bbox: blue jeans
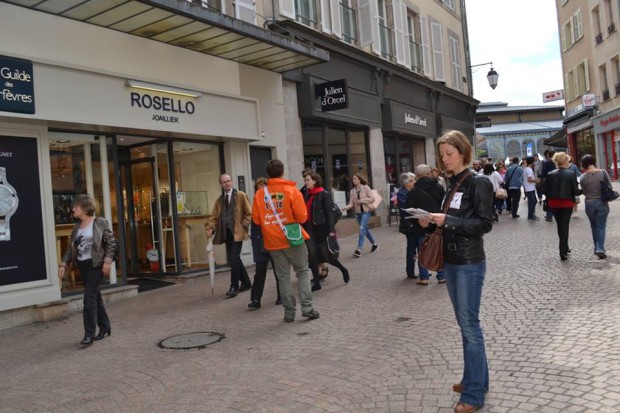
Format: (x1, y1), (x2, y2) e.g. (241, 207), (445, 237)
(585, 199), (610, 254)
(444, 261), (488, 407)
(405, 234), (417, 276)
(525, 190), (537, 219)
(356, 211), (376, 250)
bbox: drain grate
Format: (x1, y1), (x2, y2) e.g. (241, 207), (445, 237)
(158, 332), (225, 350)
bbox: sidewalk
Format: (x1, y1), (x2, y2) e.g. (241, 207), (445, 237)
(0, 199), (619, 412)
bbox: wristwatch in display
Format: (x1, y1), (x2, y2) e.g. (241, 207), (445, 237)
(0, 167), (19, 241)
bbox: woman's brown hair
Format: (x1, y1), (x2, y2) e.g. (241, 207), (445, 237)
(436, 130), (473, 171)
(73, 194), (96, 217)
(352, 173), (368, 186)
(307, 172), (323, 188)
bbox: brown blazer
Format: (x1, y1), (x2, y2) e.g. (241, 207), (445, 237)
(206, 189), (252, 244)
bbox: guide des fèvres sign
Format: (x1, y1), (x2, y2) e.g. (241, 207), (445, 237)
(0, 55), (35, 115)
(315, 79), (348, 112)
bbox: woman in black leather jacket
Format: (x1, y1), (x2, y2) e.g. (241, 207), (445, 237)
(303, 172), (350, 291)
(421, 130), (493, 413)
(58, 194), (117, 345)
(543, 152), (582, 260)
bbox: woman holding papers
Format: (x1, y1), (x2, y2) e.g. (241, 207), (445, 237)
(420, 130), (493, 413)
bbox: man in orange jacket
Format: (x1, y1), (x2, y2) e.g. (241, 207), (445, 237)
(252, 159), (320, 323)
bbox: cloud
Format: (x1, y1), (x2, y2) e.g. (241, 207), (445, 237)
(466, 0), (565, 105)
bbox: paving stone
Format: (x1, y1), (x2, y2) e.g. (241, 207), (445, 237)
(0, 198), (619, 412)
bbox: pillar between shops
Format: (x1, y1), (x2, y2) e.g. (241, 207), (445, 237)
(282, 81), (303, 185)
(369, 128), (387, 222)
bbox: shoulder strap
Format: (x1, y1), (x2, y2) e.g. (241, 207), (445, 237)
(442, 171), (472, 213)
(263, 187), (287, 235)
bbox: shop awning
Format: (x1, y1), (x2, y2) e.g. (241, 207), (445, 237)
(3, 0), (329, 72)
(543, 127), (567, 147)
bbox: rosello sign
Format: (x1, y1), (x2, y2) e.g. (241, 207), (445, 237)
(0, 55), (35, 115)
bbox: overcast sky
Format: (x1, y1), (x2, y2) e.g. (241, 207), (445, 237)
(466, 0), (565, 106)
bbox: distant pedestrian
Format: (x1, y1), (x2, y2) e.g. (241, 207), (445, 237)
(248, 178), (281, 309)
(431, 167), (447, 190)
(397, 172), (417, 279)
(482, 163), (503, 222)
(522, 156), (539, 221)
(541, 150), (556, 221)
(407, 165), (445, 285)
(300, 168), (328, 280)
(543, 152), (581, 261)
(252, 159), (319, 322)
(58, 194), (116, 345)
(579, 154), (610, 259)
(206, 174), (253, 298)
(534, 154), (543, 203)
(420, 130), (493, 413)
(342, 174), (378, 257)
(303, 172), (350, 291)
(504, 157), (523, 218)
(471, 160), (483, 175)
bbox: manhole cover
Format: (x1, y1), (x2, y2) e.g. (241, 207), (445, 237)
(158, 332), (225, 350)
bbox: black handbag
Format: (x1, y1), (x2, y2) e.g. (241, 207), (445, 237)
(600, 173), (619, 202)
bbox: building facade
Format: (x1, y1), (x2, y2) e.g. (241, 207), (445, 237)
(0, 0), (327, 318)
(556, 0), (620, 177)
(263, 0), (478, 220)
(475, 102), (565, 161)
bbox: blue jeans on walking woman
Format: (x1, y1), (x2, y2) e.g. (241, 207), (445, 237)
(356, 211), (376, 250)
(444, 260), (488, 407)
(585, 199), (610, 254)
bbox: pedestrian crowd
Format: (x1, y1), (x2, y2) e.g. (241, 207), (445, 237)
(55, 129), (615, 413)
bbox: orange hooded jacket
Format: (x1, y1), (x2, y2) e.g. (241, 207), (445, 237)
(252, 177), (310, 251)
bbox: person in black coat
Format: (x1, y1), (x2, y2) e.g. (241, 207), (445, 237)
(248, 178), (281, 309)
(406, 164), (446, 285)
(303, 172), (350, 291)
(543, 152), (582, 260)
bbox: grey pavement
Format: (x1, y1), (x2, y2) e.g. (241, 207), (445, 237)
(1, 198), (620, 413)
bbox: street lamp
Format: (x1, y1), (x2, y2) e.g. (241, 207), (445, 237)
(471, 62), (499, 90)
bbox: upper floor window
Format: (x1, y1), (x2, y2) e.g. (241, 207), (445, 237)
(593, 6), (604, 44)
(443, 0), (456, 12)
(407, 12), (423, 74)
(599, 64), (610, 101)
(561, 9), (582, 51)
(561, 0), (569, 5)
(565, 59), (590, 101)
(340, 0), (358, 44)
(295, 0), (317, 25)
(449, 34), (463, 91)
(612, 56), (620, 96)
(200, 0), (223, 13)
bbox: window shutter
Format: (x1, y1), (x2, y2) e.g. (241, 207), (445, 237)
(392, 0), (406, 65)
(320, 0), (332, 33)
(430, 21), (445, 81)
(280, 0), (295, 18)
(560, 23), (566, 51)
(401, 1), (411, 68)
(449, 36), (462, 91)
(420, 15), (432, 77)
(330, 0), (342, 39)
(358, 0), (380, 54)
(564, 73), (571, 101)
(235, 0), (256, 24)
(574, 10), (583, 40)
(584, 59), (590, 92)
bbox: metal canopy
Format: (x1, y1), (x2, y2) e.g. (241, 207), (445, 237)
(4, 0), (329, 72)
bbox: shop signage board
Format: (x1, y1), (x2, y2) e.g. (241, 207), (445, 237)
(593, 107), (620, 135)
(542, 89), (564, 103)
(0, 136), (46, 286)
(315, 79), (348, 112)
(383, 100), (436, 138)
(0, 55), (35, 114)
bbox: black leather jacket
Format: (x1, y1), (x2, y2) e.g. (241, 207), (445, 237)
(543, 168), (581, 200)
(308, 190), (335, 232)
(442, 170), (494, 265)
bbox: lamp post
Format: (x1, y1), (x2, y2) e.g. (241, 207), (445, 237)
(471, 62), (499, 90)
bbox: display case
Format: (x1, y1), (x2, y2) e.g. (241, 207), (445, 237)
(176, 190), (208, 216)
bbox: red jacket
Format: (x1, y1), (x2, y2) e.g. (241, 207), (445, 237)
(252, 178), (309, 251)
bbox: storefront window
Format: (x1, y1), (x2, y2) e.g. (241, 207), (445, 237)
(302, 123), (369, 210)
(49, 132), (117, 293)
(574, 128), (595, 165)
(383, 137), (397, 185)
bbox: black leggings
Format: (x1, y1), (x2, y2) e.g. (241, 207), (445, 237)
(307, 239), (348, 283)
(250, 258), (281, 302)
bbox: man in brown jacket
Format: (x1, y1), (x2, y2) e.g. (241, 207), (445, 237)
(206, 174), (252, 297)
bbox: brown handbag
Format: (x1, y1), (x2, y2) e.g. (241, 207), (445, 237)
(418, 171), (472, 272)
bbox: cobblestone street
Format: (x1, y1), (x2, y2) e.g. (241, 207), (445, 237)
(1, 199), (619, 413)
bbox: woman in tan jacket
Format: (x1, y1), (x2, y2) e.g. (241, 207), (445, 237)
(342, 174), (378, 257)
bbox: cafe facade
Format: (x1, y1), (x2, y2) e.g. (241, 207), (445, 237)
(0, 1), (327, 319)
